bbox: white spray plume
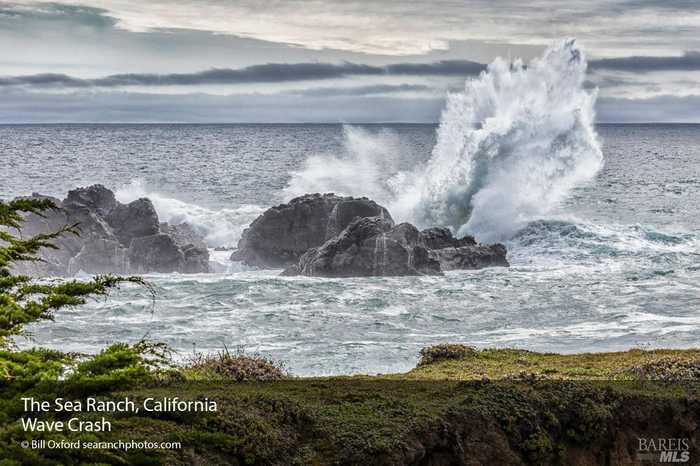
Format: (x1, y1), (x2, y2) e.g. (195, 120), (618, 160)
(285, 39), (603, 242)
(283, 125), (407, 203)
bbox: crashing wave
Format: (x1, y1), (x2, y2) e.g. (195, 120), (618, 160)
(286, 39), (604, 242)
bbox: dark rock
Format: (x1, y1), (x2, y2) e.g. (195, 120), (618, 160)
(325, 198), (393, 239)
(68, 238), (129, 275)
(9, 193), (106, 276)
(160, 222), (207, 250)
(63, 184), (117, 215)
(160, 222), (209, 273)
(181, 244), (210, 273)
(10, 185), (211, 276)
(419, 227), (509, 270)
(107, 198), (159, 246)
(232, 193), (393, 267)
(419, 227), (476, 249)
(128, 234), (185, 273)
(293, 217), (441, 277)
(430, 243), (509, 270)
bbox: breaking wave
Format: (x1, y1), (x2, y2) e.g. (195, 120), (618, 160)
(115, 179), (263, 248)
(285, 39), (604, 242)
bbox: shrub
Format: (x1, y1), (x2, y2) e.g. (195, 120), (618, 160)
(624, 356), (700, 381)
(418, 343), (476, 366)
(184, 346), (286, 381)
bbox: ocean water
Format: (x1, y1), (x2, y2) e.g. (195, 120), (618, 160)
(3, 122), (699, 375)
(2, 42), (699, 376)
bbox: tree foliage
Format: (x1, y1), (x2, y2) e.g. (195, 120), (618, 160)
(0, 197), (149, 346)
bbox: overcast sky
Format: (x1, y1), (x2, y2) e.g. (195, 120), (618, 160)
(1, 0), (699, 123)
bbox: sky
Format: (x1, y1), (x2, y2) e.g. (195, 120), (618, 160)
(1, 0), (700, 123)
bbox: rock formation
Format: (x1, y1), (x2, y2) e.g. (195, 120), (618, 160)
(285, 217), (441, 277)
(231, 193), (393, 267)
(233, 193), (509, 277)
(9, 185), (209, 276)
(419, 227), (509, 271)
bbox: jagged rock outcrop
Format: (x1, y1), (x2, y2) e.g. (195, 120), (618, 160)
(279, 208), (508, 277)
(107, 198), (160, 246)
(419, 227), (477, 249)
(231, 193), (393, 267)
(10, 185), (209, 276)
(429, 243), (509, 270)
(128, 234), (186, 273)
(161, 222), (209, 273)
(419, 227), (509, 270)
(286, 217), (441, 277)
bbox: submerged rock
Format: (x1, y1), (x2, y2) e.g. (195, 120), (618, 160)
(10, 185), (210, 276)
(231, 193), (393, 267)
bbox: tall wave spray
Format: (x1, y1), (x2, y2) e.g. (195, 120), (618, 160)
(286, 39), (604, 242)
(414, 39), (603, 241)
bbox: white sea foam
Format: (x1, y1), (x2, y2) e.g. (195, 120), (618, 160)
(285, 39), (604, 242)
(115, 179), (263, 248)
(283, 125), (407, 203)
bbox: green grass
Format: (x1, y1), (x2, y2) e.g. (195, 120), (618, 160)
(406, 346), (700, 381)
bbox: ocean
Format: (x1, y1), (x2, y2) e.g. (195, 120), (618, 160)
(2, 122), (699, 376)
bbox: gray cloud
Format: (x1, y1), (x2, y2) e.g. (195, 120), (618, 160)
(291, 84), (433, 97)
(0, 60), (486, 88)
(590, 51), (700, 71)
(0, 89), (444, 123)
(384, 61), (485, 75)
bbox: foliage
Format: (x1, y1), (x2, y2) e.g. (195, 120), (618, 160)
(417, 343), (476, 366)
(0, 197), (152, 347)
(408, 346), (700, 381)
(623, 355), (700, 381)
(0, 198), (168, 463)
(182, 346), (286, 382)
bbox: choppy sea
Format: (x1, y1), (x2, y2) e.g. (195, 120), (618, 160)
(2, 123), (699, 375)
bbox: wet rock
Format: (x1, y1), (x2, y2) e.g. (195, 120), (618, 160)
(160, 222), (207, 250)
(231, 193), (393, 267)
(107, 198), (159, 246)
(419, 227), (477, 249)
(63, 184), (117, 215)
(293, 217), (441, 277)
(418, 227), (509, 270)
(429, 243), (509, 270)
(68, 238), (129, 275)
(128, 234), (185, 273)
(10, 185), (211, 275)
(160, 222), (209, 273)
(325, 198), (393, 239)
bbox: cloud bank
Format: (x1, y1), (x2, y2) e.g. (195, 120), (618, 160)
(0, 60), (486, 89)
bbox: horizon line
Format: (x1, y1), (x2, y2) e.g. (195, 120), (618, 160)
(1, 121), (700, 125)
